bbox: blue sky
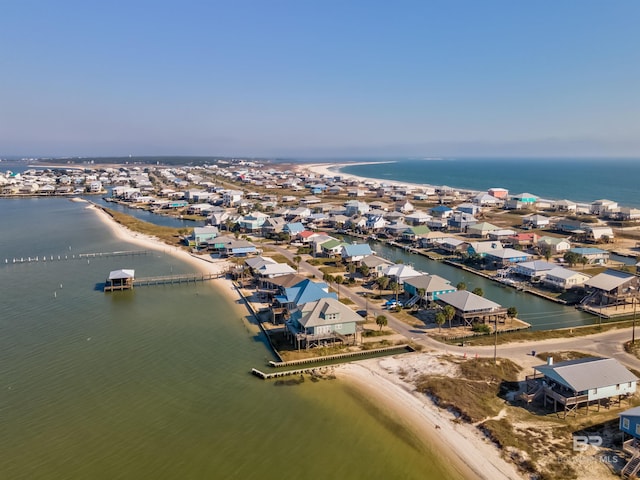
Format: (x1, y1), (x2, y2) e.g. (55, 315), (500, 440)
(1, 1), (639, 158)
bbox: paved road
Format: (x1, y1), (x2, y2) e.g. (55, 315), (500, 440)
(268, 244), (640, 373)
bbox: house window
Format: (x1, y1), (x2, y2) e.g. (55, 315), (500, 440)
(636, 424), (640, 436)
(623, 418), (630, 430)
(336, 324), (342, 330)
(617, 384), (620, 390)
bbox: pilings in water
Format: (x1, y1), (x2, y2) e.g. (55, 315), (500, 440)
(5, 250), (152, 265)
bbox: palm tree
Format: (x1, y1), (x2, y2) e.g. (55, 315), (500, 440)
(472, 287), (484, 297)
(435, 312), (446, 332)
(389, 281), (400, 303)
(376, 315), (388, 331)
(376, 276), (390, 296)
(456, 281), (467, 291)
(444, 305), (456, 329)
(293, 255), (301, 273)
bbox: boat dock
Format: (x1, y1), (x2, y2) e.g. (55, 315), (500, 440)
(133, 272), (220, 287)
(104, 272), (220, 291)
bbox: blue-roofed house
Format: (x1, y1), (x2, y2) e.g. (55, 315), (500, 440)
(271, 279), (337, 323)
(340, 243), (373, 264)
(284, 222), (305, 236)
(430, 205), (453, 218)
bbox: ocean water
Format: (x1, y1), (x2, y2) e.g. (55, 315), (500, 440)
(0, 198), (459, 480)
(337, 157), (640, 208)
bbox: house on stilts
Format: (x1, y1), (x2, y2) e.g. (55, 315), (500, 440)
(522, 356), (637, 418)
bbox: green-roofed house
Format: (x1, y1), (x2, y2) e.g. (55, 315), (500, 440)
(402, 225), (431, 242)
(320, 239), (346, 257)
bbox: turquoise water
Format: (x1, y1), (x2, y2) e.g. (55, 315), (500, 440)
(0, 198), (460, 480)
(337, 157), (640, 208)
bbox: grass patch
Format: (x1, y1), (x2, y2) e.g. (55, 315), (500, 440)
(534, 351), (594, 362)
(104, 208), (186, 246)
(338, 297), (354, 305)
(415, 357), (521, 423)
(362, 329), (392, 337)
(450, 319), (636, 347)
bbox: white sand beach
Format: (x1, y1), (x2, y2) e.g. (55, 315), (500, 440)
(86, 201), (242, 308)
(86, 199), (524, 479)
(337, 355), (524, 480)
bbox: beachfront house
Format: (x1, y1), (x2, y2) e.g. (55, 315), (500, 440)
(206, 235), (258, 257)
(185, 226), (219, 248)
(436, 290), (508, 327)
(542, 267), (590, 290)
(524, 357), (637, 418)
(271, 279), (337, 323)
(284, 297), (361, 349)
(505, 192), (537, 210)
(403, 274), (456, 305)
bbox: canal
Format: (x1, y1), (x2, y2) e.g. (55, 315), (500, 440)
(347, 236), (596, 331)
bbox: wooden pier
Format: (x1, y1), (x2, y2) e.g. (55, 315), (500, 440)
(105, 272), (220, 292)
(133, 273), (219, 287)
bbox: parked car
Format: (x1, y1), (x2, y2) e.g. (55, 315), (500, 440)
(384, 299), (403, 309)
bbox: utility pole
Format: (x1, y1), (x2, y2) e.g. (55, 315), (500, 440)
(494, 316), (498, 364)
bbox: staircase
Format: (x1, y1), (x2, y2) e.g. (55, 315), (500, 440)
(622, 452), (640, 479)
(404, 294), (421, 308)
(520, 384), (544, 404)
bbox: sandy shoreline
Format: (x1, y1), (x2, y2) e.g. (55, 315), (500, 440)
(85, 199), (523, 480)
(86, 201), (241, 308)
(302, 162), (483, 196)
(337, 356), (523, 480)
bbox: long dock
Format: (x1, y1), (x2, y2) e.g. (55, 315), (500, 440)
(133, 273), (220, 287)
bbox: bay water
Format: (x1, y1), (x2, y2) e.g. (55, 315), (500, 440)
(0, 198), (459, 480)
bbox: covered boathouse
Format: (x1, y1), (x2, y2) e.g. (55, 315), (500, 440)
(523, 356), (637, 418)
(104, 269), (135, 292)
